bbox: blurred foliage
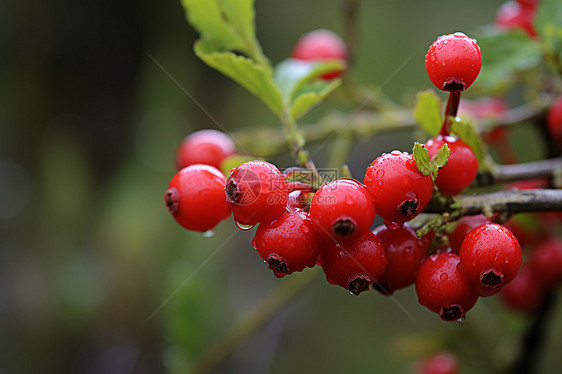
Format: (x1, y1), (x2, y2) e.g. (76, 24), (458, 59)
(1, 0), (562, 374)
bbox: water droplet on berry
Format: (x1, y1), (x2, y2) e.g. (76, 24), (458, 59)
(404, 246), (415, 262)
(375, 169), (385, 179)
(345, 195), (354, 205)
(440, 273), (448, 281)
(300, 225), (310, 234)
(235, 220), (255, 231)
(202, 230), (215, 238)
(384, 220), (403, 230)
(456, 317), (465, 323)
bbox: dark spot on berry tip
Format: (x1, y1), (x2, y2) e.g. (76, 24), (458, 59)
(372, 281), (393, 296)
(267, 254), (289, 278)
(348, 275), (371, 295)
(225, 180), (241, 203)
(333, 219), (356, 237)
(165, 188), (180, 214)
(481, 270), (503, 288)
(440, 305), (463, 321)
(443, 81), (465, 92)
(399, 199), (418, 217)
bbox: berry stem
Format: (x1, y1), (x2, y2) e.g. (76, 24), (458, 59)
(476, 157), (562, 186)
(440, 91), (461, 136)
(342, 0), (360, 65)
(508, 291), (557, 374)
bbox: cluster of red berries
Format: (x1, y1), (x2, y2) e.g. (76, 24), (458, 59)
(161, 30), (562, 323)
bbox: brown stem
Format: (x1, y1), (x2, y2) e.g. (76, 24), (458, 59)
(476, 158), (562, 186)
(343, 0), (360, 65)
(440, 91), (461, 136)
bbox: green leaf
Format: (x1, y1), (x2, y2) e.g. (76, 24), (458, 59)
(216, 0), (256, 42)
(431, 143), (450, 173)
(474, 29), (542, 93)
(412, 143), (432, 176)
(291, 79), (341, 120)
(274, 59), (344, 102)
(181, 0), (247, 52)
(195, 40), (283, 115)
(450, 118), (486, 162)
(414, 90), (443, 137)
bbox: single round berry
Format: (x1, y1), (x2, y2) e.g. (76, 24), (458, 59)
(225, 160), (289, 226)
(425, 32), (482, 92)
(547, 97), (562, 147)
(165, 164), (231, 232)
(416, 351), (460, 374)
(364, 151), (433, 227)
(309, 179), (375, 240)
(372, 224), (428, 295)
(253, 211), (322, 278)
(291, 29), (348, 80)
(175, 130), (235, 170)
(320, 231), (387, 295)
(495, 1), (538, 37)
(415, 252), (479, 321)
(529, 238), (562, 290)
(425, 136), (479, 196)
(501, 264), (544, 313)
(449, 214), (491, 254)
(459, 223), (522, 293)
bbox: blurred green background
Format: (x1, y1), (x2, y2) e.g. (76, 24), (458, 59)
(1, 0), (561, 373)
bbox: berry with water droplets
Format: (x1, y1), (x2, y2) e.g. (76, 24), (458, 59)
(165, 165), (231, 232)
(425, 136), (479, 196)
(253, 210), (322, 278)
(225, 160), (289, 226)
(449, 214), (491, 254)
(309, 179), (375, 240)
(364, 151), (433, 227)
(372, 224), (428, 295)
(175, 130), (235, 170)
(425, 32), (482, 92)
(415, 252), (479, 321)
(459, 223), (522, 295)
(320, 231), (387, 295)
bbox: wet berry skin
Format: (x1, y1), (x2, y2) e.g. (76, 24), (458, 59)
(175, 129), (235, 170)
(529, 238), (562, 290)
(416, 351), (460, 374)
(225, 160), (289, 226)
(501, 264), (544, 313)
(364, 151), (433, 227)
(309, 179), (375, 240)
(253, 211), (322, 278)
(449, 214), (491, 254)
(291, 29), (348, 80)
(415, 252), (479, 321)
(425, 136), (479, 196)
(425, 32), (482, 92)
(320, 231), (387, 295)
(459, 223), (522, 294)
(165, 164), (231, 232)
(547, 97), (562, 147)
(372, 224), (428, 295)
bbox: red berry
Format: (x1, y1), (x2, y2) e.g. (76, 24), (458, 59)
(225, 160), (289, 226)
(253, 211), (322, 278)
(501, 264), (544, 313)
(364, 151), (433, 227)
(416, 351), (460, 374)
(449, 214), (491, 254)
(309, 179), (375, 240)
(459, 223), (522, 294)
(547, 97), (562, 147)
(425, 136), (479, 196)
(372, 224), (428, 295)
(529, 238), (562, 290)
(321, 231), (387, 295)
(175, 130), (235, 170)
(425, 32), (482, 92)
(165, 164), (231, 232)
(415, 252), (479, 321)
(495, 1), (538, 37)
(291, 29), (348, 80)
